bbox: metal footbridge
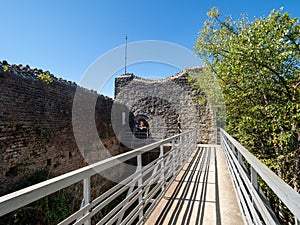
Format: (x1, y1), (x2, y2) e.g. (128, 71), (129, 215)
(1, 129), (300, 224)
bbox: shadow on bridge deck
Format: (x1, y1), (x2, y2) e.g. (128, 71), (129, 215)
(145, 144), (243, 225)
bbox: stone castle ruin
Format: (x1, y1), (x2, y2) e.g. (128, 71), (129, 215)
(114, 67), (216, 144)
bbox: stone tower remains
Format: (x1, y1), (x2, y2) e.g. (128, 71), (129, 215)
(114, 67), (217, 144)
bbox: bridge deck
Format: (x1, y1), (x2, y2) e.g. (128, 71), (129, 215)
(145, 144), (243, 225)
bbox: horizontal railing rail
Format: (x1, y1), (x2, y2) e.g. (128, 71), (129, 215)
(0, 129), (197, 225)
(119, 127), (195, 148)
(220, 128), (300, 225)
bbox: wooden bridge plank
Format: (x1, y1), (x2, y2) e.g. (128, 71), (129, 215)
(144, 144), (244, 225)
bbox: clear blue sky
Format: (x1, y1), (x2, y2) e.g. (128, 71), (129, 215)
(1, 0), (299, 98)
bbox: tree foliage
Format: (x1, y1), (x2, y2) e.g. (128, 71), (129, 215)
(194, 7), (300, 194)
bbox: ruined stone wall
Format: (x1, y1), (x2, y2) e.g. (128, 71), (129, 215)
(0, 61), (125, 195)
(114, 67), (217, 144)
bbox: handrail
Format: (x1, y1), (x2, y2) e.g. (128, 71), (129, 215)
(119, 127), (195, 149)
(0, 129), (197, 225)
(220, 128), (300, 225)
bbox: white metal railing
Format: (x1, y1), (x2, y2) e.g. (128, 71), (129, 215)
(119, 127), (184, 148)
(0, 129), (197, 224)
(220, 128), (300, 225)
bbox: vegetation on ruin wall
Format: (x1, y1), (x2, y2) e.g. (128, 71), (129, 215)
(37, 73), (53, 84)
(194, 7), (300, 223)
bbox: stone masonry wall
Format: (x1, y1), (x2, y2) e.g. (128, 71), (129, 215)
(114, 67), (217, 143)
(0, 61), (125, 195)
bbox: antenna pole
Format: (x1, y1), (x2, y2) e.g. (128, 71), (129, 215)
(125, 35), (128, 75)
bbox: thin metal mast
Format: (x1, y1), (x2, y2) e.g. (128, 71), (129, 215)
(124, 35), (128, 75)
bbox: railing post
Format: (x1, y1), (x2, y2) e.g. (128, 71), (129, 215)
(216, 127), (220, 145)
(137, 154), (143, 221)
(179, 135), (184, 167)
(83, 177), (91, 225)
(186, 133), (190, 161)
(160, 144), (165, 190)
(251, 166), (258, 191)
(232, 142), (237, 157)
(238, 152), (243, 165)
(250, 166), (259, 209)
(188, 133), (192, 160)
(172, 139), (176, 176)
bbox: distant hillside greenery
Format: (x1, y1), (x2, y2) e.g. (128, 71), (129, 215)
(194, 7), (300, 222)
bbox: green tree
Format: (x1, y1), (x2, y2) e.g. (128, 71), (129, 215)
(194, 7), (300, 195)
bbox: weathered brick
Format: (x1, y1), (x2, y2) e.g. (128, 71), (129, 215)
(0, 61), (126, 195)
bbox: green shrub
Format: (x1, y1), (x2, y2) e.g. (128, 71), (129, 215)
(3, 65), (8, 72)
(0, 169), (73, 225)
(37, 73), (53, 84)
